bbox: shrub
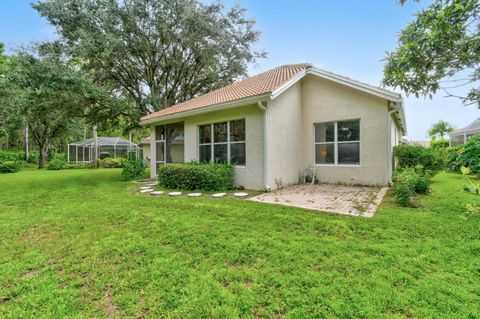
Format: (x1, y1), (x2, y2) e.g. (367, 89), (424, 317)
(47, 158), (65, 170)
(121, 157), (145, 180)
(64, 163), (92, 169)
(0, 161), (22, 174)
(444, 146), (462, 172)
(157, 162), (234, 191)
(98, 157), (124, 168)
(27, 150), (40, 164)
(430, 139), (449, 150)
(393, 144), (441, 174)
(0, 150), (39, 164)
(0, 150), (24, 162)
(392, 168), (431, 206)
(456, 135), (480, 173)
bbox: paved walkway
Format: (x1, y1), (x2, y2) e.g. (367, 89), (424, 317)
(248, 184), (388, 218)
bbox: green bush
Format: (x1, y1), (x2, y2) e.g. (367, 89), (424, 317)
(0, 150), (39, 164)
(64, 163), (92, 169)
(157, 162), (234, 191)
(0, 150), (24, 162)
(392, 168), (430, 207)
(0, 161), (22, 174)
(430, 139), (449, 149)
(444, 146), (462, 172)
(47, 158), (65, 170)
(98, 157), (124, 168)
(393, 144), (441, 175)
(121, 157), (145, 180)
(456, 135), (480, 173)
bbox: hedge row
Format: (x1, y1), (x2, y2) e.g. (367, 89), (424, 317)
(157, 163), (234, 191)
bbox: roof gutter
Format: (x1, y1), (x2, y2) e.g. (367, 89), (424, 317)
(140, 94), (271, 125)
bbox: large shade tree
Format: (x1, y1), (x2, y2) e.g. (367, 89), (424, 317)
(383, 0), (480, 107)
(33, 0), (265, 117)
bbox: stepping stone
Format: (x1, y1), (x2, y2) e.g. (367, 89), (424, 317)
(168, 191), (182, 196)
(147, 182), (159, 186)
(140, 186), (152, 190)
(187, 192), (202, 197)
(234, 192), (249, 197)
(211, 193), (226, 198)
(188, 193), (202, 197)
(150, 191), (164, 196)
(140, 189), (154, 193)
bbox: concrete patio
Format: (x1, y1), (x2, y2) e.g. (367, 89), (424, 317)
(248, 184), (388, 217)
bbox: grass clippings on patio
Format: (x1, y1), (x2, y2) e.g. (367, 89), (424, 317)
(0, 169), (479, 318)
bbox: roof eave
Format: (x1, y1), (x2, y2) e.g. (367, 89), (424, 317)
(140, 93), (271, 125)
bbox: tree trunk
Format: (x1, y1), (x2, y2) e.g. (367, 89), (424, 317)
(92, 125), (98, 168)
(39, 144), (48, 168)
(24, 126), (29, 162)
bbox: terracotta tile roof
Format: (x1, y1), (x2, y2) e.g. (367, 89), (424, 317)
(141, 63), (312, 122)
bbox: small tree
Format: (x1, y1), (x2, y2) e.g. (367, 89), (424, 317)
(428, 120), (454, 140)
(7, 46), (107, 168)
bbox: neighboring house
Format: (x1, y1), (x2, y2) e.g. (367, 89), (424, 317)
(140, 64), (406, 190)
(449, 117), (480, 146)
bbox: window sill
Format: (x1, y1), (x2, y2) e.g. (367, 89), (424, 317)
(315, 164), (361, 167)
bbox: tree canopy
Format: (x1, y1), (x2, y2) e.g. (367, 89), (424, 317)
(33, 0), (265, 117)
(383, 0), (480, 107)
(6, 46), (119, 167)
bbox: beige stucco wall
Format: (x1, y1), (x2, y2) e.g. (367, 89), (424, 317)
(183, 104), (265, 190)
(299, 75), (391, 186)
(149, 104), (265, 190)
(265, 82), (303, 188)
(147, 74), (401, 189)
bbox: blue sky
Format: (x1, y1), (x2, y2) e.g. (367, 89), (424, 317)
(1, 0), (478, 139)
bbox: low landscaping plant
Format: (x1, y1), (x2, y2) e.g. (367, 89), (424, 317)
(392, 168), (431, 207)
(157, 162), (234, 191)
(444, 146), (463, 172)
(64, 163), (92, 169)
(0, 161), (22, 174)
(455, 135), (480, 173)
(430, 139), (449, 150)
(393, 144), (441, 175)
(0, 150), (24, 162)
(47, 158), (65, 170)
(0, 150), (39, 164)
(121, 156), (145, 180)
(98, 157), (124, 168)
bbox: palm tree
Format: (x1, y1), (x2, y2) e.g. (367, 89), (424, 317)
(428, 120), (454, 140)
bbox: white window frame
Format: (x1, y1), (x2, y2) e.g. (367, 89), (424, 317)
(314, 119), (361, 166)
(155, 125), (166, 168)
(198, 119), (246, 167)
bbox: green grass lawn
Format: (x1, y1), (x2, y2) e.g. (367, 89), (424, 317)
(0, 169), (479, 318)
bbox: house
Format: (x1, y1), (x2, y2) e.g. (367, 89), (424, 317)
(449, 117), (480, 146)
(140, 64), (406, 190)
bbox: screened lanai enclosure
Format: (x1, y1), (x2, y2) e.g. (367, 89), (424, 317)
(449, 117), (480, 146)
(68, 137), (141, 163)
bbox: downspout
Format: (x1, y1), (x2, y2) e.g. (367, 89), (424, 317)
(387, 102), (400, 183)
(257, 101), (270, 191)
